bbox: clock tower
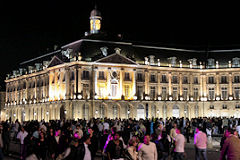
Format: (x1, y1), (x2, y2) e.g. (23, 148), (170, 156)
(90, 6), (102, 34)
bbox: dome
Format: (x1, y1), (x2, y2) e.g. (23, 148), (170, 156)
(90, 9), (101, 17)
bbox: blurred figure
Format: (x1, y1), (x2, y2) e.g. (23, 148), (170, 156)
(220, 128), (240, 160)
(173, 128), (185, 160)
(127, 138), (138, 160)
(194, 126), (207, 160)
(17, 126), (28, 160)
(138, 135), (157, 160)
(106, 132), (124, 160)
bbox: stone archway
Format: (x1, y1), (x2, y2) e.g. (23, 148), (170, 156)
(112, 103), (121, 119)
(82, 103), (90, 120)
(60, 105), (65, 120)
(172, 104), (180, 118)
(151, 104), (157, 118)
(137, 104), (145, 120)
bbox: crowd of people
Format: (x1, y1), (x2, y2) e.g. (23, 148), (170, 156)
(0, 116), (240, 160)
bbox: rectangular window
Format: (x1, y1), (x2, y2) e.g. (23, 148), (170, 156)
(222, 104), (227, 109)
(209, 88), (215, 100)
(221, 76), (227, 84)
(210, 105), (214, 109)
(172, 76), (178, 84)
(125, 85), (129, 98)
(98, 71), (105, 80)
(162, 75), (167, 83)
(183, 77), (188, 84)
(236, 104), (240, 109)
(193, 77), (198, 84)
(124, 72), (130, 81)
(82, 84), (89, 99)
(111, 84), (117, 97)
(150, 74), (156, 82)
(193, 88), (198, 100)
(137, 73), (143, 82)
(173, 87), (178, 100)
(150, 86), (156, 100)
(82, 71), (89, 80)
(221, 87), (228, 100)
(183, 88), (188, 100)
(234, 87), (240, 99)
(162, 87), (167, 100)
(208, 77), (214, 84)
(137, 86), (143, 100)
(234, 76), (240, 83)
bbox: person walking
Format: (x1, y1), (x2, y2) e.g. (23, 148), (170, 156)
(17, 126), (28, 160)
(194, 126), (208, 160)
(127, 138), (138, 160)
(138, 135), (157, 160)
(220, 128), (240, 160)
(106, 132), (124, 160)
(173, 128), (185, 160)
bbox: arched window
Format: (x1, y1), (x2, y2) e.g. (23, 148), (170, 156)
(83, 104), (89, 120)
(99, 104), (105, 118)
(113, 105), (118, 119)
(151, 105), (156, 117)
(195, 105), (199, 117)
(137, 104), (145, 120)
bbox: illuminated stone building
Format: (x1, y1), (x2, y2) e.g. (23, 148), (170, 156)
(3, 8), (240, 122)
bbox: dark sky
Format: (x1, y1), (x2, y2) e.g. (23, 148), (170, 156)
(0, 1), (240, 89)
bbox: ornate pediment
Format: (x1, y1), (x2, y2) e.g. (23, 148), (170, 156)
(95, 53), (136, 64)
(47, 56), (64, 68)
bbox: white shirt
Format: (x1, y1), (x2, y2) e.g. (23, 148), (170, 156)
(17, 131), (28, 144)
(103, 122), (109, 130)
(83, 143), (91, 160)
(138, 142), (157, 160)
(175, 134), (185, 153)
(98, 123), (103, 132)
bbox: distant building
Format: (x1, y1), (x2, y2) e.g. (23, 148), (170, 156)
(0, 91), (6, 121)
(4, 7), (240, 122)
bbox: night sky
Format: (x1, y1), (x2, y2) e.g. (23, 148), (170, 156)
(0, 1), (239, 89)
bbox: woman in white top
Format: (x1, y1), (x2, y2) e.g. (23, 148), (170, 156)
(127, 138), (138, 160)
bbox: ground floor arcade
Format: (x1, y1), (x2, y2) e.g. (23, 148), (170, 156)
(1, 100), (240, 122)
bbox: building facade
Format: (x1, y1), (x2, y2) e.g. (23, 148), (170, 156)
(3, 8), (240, 122)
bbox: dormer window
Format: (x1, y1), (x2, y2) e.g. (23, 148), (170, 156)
(232, 57), (240, 67)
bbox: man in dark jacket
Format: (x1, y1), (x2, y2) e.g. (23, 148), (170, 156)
(78, 134), (94, 160)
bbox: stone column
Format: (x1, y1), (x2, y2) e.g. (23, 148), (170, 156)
(65, 67), (70, 99)
(132, 69), (136, 98)
(94, 67), (98, 97)
(145, 69), (149, 95)
(34, 77), (37, 100)
(189, 73), (193, 98)
(179, 73), (183, 97)
(168, 72), (172, 97)
(77, 66), (81, 97)
(229, 73), (233, 96)
(158, 72), (161, 96)
(216, 73), (220, 97)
